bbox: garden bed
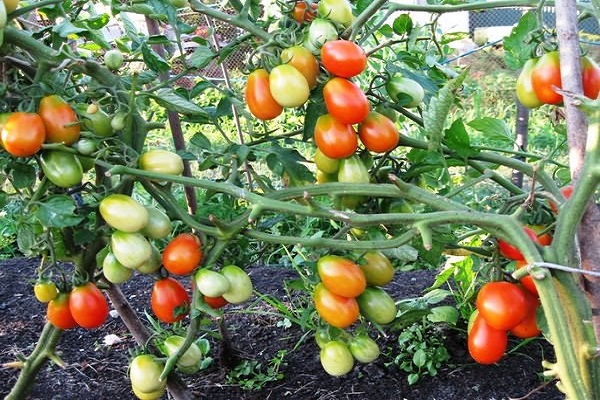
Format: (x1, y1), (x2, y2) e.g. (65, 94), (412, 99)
(0, 258), (561, 399)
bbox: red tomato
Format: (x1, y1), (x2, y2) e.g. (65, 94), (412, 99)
(527, 225), (553, 246)
(69, 282), (109, 329)
(1, 112), (46, 157)
(38, 95), (81, 145)
(281, 46), (320, 89)
(313, 114), (358, 159)
(358, 112), (400, 153)
(510, 291), (541, 339)
(497, 226), (539, 261)
(47, 293), (78, 330)
(468, 313), (507, 364)
(320, 40), (367, 78)
(476, 281), (528, 331)
(515, 260), (538, 296)
(291, 1), (317, 23)
(151, 277), (190, 323)
(313, 283), (359, 328)
(317, 255), (366, 298)
(245, 69), (283, 120)
(548, 185), (573, 213)
(204, 295), (228, 309)
(323, 78), (370, 125)
(582, 56), (600, 100)
(531, 51), (562, 105)
(162, 233), (203, 275)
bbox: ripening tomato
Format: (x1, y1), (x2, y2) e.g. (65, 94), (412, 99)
(69, 282), (109, 329)
(151, 277), (190, 323)
(194, 268), (230, 297)
(497, 226), (540, 261)
(516, 58), (543, 109)
(111, 231), (152, 269)
(34, 280), (58, 303)
(468, 313), (507, 365)
(38, 95), (80, 145)
(313, 282), (359, 328)
(531, 51), (562, 105)
(281, 46), (320, 89)
(220, 265), (253, 304)
(358, 112), (400, 153)
(317, 0), (354, 27)
(548, 185), (573, 213)
(510, 290), (541, 338)
(317, 255), (366, 298)
(527, 225), (552, 246)
(162, 233), (203, 275)
(582, 56), (600, 100)
(1, 112), (46, 157)
(245, 69), (283, 121)
(515, 260), (538, 296)
(269, 64), (310, 108)
(348, 334), (380, 363)
(313, 114), (357, 159)
(320, 340), (354, 376)
(314, 148), (340, 174)
(476, 281), (528, 331)
(321, 40), (367, 78)
(47, 293), (78, 330)
(100, 194), (149, 233)
(323, 77), (370, 124)
(204, 295), (228, 309)
(304, 18), (338, 54)
(291, 1), (317, 23)
(103, 252), (134, 284)
(139, 149), (184, 176)
(356, 286), (397, 325)
(129, 354), (166, 395)
(359, 251), (395, 286)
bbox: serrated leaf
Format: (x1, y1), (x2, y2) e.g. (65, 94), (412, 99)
(427, 305), (459, 325)
(190, 132), (212, 149)
(36, 195), (84, 228)
(382, 245), (419, 262)
(141, 43), (170, 73)
(17, 224), (37, 256)
(444, 118), (477, 158)
(504, 11), (539, 70)
(52, 20), (87, 37)
(467, 117), (513, 146)
(393, 14), (412, 35)
(264, 145), (314, 185)
(151, 88), (209, 116)
(10, 162), (36, 189)
(189, 46), (216, 69)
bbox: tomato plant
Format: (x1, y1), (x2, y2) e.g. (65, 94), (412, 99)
(269, 64), (310, 108)
(313, 282), (359, 328)
(47, 293), (78, 330)
(1, 112), (46, 157)
(323, 77), (370, 124)
(515, 260), (538, 296)
(317, 255), (366, 297)
(38, 95), (80, 145)
(356, 286), (397, 325)
(337, 155), (369, 209)
(78, 105), (113, 137)
(151, 277), (190, 323)
(39, 150), (83, 188)
(304, 18), (338, 53)
(476, 281), (527, 330)
(313, 114), (357, 159)
(245, 69), (283, 120)
(162, 233), (203, 276)
(358, 251), (395, 286)
(162, 335), (203, 368)
(582, 56), (600, 100)
(510, 291), (541, 339)
(549, 185), (574, 213)
(281, 46), (320, 89)
(358, 111), (400, 153)
(320, 340), (354, 376)
(516, 58), (543, 108)
(531, 51), (562, 105)
(320, 40), (367, 78)
(497, 226), (540, 261)
(69, 282), (109, 329)
(102, 252), (134, 284)
(468, 313), (507, 365)
(314, 148), (340, 174)
(140, 207), (172, 239)
(204, 295), (228, 309)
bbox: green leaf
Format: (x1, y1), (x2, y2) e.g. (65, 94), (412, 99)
(36, 195), (84, 228)
(503, 11), (539, 70)
(150, 88), (209, 116)
(422, 288), (451, 304)
(115, 4), (157, 15)
(190, 132), (212, 149)
(444, 118), (477, 158)
(52, 20), (87, 37)
(393, 14), (413, 35)
(147, 35), (172, 45)
(10, 162), (36, 189)
(216, 97), (233, 118)
(264, 145), (314, 184)
(303, 97), (325, 141)
(427, 305), (459, 325)
(413, 348), (427, 368)
(467, 117), (513, 147)
(382, 245), (419, 262)
(84, 14), (110, 30)
(17, 224), (37, 256)
(141, 44), (170, 73)
(189, 46), (216, 69)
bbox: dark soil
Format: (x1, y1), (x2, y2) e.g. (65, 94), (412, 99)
(0, 257), (562, 400)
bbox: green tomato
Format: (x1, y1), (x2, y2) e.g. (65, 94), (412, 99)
(139, 149), (184, 177)
(73, 138), (97, 156)
(99, 194), (149, 233)
(136, 243), (162, 274)
(269, 64), (310, 108)
(314, 148), (339, 174)
(304, 18), (338, 54)
(131, 384), (166, 400)
(357, 286), (397, 325)
(162, 335), (203, 367)
(314, 329), (331, 349)
(320, 340), (354, 376)
(140, 207), (172, 239)
(110, 231), (152, 269)
(337, 155), (369, 209)
(348, 335), (380, 363)
(111, 111), (127, 131)
(317, 0), (355, 27)
(78, 106), (114, 137)
(221, 265), (253, 304)
(129, 354), (166, 394)
(39, 150), (83, 188)
(102, 251), (134, 283)
(194, 268), (231, 298)
(386, 75), (425, 108)
(359, 251), (395, 286)
(104, 49), (124, 71)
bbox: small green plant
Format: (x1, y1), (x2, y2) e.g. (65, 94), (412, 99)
(226, 350), (287, 390)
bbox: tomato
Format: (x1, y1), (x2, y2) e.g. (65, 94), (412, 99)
(531, 51), (562, 105)
(4, 0), (18, 13)
(129, 354), (166, 395)
(314, 148), (339, 174)
(269, 64), (310, 108)
(111, 231), (152, 269)
(37, 95), (80, 145)
(281, 46), (320, 89)
(291, 1), (317, 23)
(132, 385), (166, 400)
(100, 194), (149, 233)
(162, 335), (203, 368)
(317, 0), (354, 27)
(139, 149), (184, 176)
(359, 251), (395, 286)
(316, 169), (337, 184)
(313, 114), (357, 159)
(221, 265), (253, 303)
(1, 112), (45, 157)
(140, 207), (172, 239)
(357, 286), (397, 325)
(103, 49), (124, 71)
(527, 225), (553, 246)
(317, 255), (366, 297)
(73, 138), (97, 156)
(468, 313), (507, 365)
(245, 69), (283, 120)
(516, 58), (543, 108)
(69, 282), (109, 329)
(47, 293), (78, 330)
(497, 226), (539, 261)
(162, 233), (203, 275)
(320, 40), (366, 78)
(111, 111), (127, 131)
(78, 105), (114, 137)
(323, 77), (370, 124)
(358, 112), (399, 153)
(510, 291), (541, 338)
(151, 277), (190, 323)
(194, 268), (230, 297)
(204, 295), (228, 309)
(34, 280), (58, 303)
(304, 18), (338, 54)
(348, 335), (380, 363)
(314, 329), (331, 348)
(337, 155), (369, 209)
(136, 244), (162, 274)
(548, 185), (573, 213)
(386, 198), (414, 213)
(39, 150), (83, 188)
(582, 56), (600, 100)
(313, 282), (359, 328)
(476, 281), (527, 330)
(103, 251), (134, 284)
(320, 340), (354, 376)
(515, 260), (538, 296)
(385, 74), (425, 108)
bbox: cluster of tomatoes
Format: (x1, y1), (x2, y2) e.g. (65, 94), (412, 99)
(313, 252), (398, 375)
(516, 50), (600, 108)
